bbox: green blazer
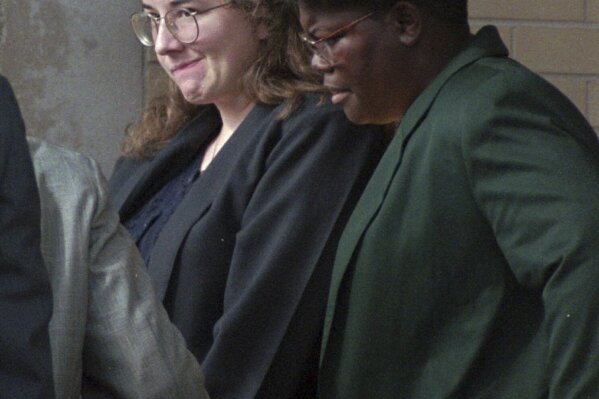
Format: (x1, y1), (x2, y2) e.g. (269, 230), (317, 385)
(320, 26), (599, 399)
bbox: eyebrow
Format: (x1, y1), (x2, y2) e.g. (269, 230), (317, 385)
(307, 21), (341, 37)
(305, 30), (321, 40)
(308, 26), (334, 38)
(141, 0), (194, 10)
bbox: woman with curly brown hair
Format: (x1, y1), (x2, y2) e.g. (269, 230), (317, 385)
(109, 0), (384, 398)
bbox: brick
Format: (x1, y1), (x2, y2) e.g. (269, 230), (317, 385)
(588, 80), (599, 127)
(469, 0), (585, 21)
(588, 0), (599, 22)
(513, 27), (599, 74)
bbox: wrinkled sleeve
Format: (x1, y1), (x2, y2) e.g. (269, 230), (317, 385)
(462, 73), (599, 398)
(80, 159), (209, 399)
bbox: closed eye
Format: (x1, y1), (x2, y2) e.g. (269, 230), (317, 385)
(323, 33), (344, 47)
(146, 11), (161, 21)
(179, 8), (198, 17)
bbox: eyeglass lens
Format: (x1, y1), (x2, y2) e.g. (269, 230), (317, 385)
(132, 10), (199, 46)
(313, 42), (332, 64)
(301, 11), (375, 64)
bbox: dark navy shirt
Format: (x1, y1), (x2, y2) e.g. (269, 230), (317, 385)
(124, 153), (202, 266)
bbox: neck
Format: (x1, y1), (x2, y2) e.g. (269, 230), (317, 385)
(200, 95), (256, 172)
(404, 25), (471, 111)
(215, 94), (257, 137)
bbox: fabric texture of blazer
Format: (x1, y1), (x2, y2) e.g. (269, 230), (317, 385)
(29, 137), (208, 399)
(319, 26), (599, 398)
(0, 76), (55, 398)
(110, 96), (384, 399)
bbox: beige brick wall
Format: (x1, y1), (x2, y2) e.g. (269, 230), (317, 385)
(470, 0), (599, 132)
(144, 2), (599, 131)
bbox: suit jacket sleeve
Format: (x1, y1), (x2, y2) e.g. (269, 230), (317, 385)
(462, 72), (599, 397)
(78, 158), (209, 399)
(201, 103), (382, 398)
(0, 76), (54, 398)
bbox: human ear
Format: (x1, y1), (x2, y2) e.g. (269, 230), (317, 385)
(387, 1), (422, 46)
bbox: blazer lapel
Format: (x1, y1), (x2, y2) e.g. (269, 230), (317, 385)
(111, 156), (164, 220)
(115, 106), (221, 221)
(322, 26), (511, 350)
(148, 103), (275, 301)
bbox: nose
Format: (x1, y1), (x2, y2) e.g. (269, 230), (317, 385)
(154, 20), (184, 55)
(310, 53), (332, 72)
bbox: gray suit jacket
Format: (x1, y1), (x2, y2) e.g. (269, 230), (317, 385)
(28, 137), (209, 399)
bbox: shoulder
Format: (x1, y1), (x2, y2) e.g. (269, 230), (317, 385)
(0, 76), (20, 120)
(442, 55), (580, 119)
(423, 55), (599, 173)
(28, 137), (104, 196)
(271, 94), (381, 141)
(283, 94), (350, 126)
(28, 137), (98, 174)
(0, 75), (13, 100)
(250, 95), (384, 171)
(435, 55), (594, 144)
(0, 75), (9, 93)
(0, 77), (24, 144)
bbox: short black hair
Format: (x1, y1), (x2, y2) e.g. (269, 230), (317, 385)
(297, 0), (468, 26)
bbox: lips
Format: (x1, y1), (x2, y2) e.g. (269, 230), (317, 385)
(325, 85), (351, 105)
(171, 58), (202, 74)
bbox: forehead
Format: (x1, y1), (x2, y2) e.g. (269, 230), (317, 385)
(299, 7), (368, 32)
(141, 0), (213, 9)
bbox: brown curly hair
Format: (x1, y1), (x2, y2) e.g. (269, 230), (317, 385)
(122, 0), (324, 159)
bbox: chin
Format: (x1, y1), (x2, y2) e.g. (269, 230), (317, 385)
(340, 96), (380, 125)
(340, 99), (369, 125)
(184, 95), (208, 105)
(343, 106), (379, 125)
(345, 100), (400, 125)
(181, 89), (209, 105)
(175, 81), (207, 104)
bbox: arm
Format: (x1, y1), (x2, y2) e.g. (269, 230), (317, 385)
(0, 76), (54, 398)
(463, 73), (599, 397)
(202, 102), (383, 398)
(80, 158), (208, 399)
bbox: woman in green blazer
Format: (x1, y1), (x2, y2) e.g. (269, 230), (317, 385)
(299, 0), (599, 397)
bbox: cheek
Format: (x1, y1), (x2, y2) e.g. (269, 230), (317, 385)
(231, 24), (261, 57)
(205, 29), (259, 71)
(335, 42), (371, 80)
(155, 54), (175, 80)
(352, 50), (387, 94)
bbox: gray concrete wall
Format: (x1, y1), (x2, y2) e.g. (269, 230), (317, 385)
(0, 0), (143, 175)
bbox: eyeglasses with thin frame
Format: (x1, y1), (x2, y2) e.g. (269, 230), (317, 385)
(299, 11), (375, 64)
(130, 2), (232, 47)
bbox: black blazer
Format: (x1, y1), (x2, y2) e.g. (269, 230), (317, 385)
(0, 75), (54, 398)
(110, 97), (384, 399)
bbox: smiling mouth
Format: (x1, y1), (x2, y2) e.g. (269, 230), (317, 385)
(171, 59), (202, 74)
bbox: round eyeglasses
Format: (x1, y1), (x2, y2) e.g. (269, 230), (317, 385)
(130, 2), (232, 47)
(299, 11), (375, 64)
